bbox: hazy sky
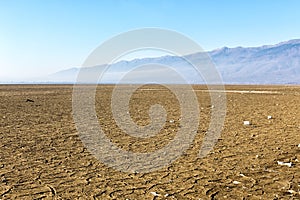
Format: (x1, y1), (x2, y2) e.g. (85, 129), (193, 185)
(1, 0), (300, 79)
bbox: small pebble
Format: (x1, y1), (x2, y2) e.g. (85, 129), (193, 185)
(288, 189), (296, 194)
(233, 181), (241, 184)
(243, 121), (251, 125)
(150, 192), (160, 196)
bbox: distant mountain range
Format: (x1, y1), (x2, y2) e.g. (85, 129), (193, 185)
(209, 39), (300, 84)
(7, 39), (300, 84)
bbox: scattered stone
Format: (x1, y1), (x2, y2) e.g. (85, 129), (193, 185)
(243, 121), (251, 125)
(164, 193), (169, 197)
(297, 144), (300, 148)
(277, 161), (293, 167)
(233, 181), (241, 184)
(150, 191), (160, 196)
(267, 115), (272, 119)
(169, 119), (174, 123)
(288, 189), (298, 194)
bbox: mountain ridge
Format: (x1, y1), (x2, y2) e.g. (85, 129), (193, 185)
(5, 39), (300, 84)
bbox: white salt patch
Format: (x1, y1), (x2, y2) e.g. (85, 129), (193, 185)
(194, 89), (279, 94)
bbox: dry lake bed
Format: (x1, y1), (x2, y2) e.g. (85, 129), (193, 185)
(1, 84), (300, 199)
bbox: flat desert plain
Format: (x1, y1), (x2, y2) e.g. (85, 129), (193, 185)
(0, 84), (300, 199)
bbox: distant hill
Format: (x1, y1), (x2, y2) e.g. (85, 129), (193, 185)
(41, 39), (300, 84)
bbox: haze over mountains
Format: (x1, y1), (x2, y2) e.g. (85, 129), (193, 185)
(5, 39), (300, 84)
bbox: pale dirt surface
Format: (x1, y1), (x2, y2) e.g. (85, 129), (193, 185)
(0, 84), (300, 199)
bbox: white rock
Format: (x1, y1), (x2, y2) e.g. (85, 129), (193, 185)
(243, 121), (251, 125)
(150, 192), (160, 196)
(298, 144), (300, 148)
(267, 115), (272, 119)
(277, 161), (293, 167)
(164, 194), (169, 197)
(233, 181), (241, 184)
(169, 120), (174, 123)
(288, 189), (296, 194)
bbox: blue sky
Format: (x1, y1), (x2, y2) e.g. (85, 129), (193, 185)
(1, 0), (300, 79)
